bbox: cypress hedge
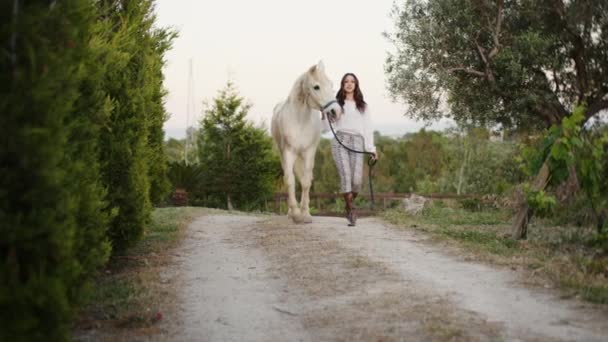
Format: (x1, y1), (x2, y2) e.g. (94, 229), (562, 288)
(1, 0), (174, 339)
(1, 1), (110, 340)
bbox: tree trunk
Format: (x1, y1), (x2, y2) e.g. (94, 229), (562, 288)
(457, 144), (470, 195)
(511, 160), (551, 239)
(555, 165), (580, 204)
(225, 140), (233, 211)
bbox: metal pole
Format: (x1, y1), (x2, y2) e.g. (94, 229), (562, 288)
(185, 59), (193, 165)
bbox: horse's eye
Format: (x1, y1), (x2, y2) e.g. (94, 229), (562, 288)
(313, 85), (320, 90)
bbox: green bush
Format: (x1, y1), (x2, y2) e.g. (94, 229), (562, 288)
(166, 161), (206, 205)
(149, 121), (172, 206)
(460, 198), (482, 212)
(197, 82), (281, 210)
(96, 0), (175, 252)
(146, 29), (173, 206)
(543, 106), (608, 232)
(1, 1), (174, 339)
(0, 2), (109, 340)
(168, 162), (206, 191)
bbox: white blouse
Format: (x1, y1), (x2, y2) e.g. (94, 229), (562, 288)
(322, 100), (376, 153)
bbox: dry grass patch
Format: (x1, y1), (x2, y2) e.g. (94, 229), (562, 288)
(382, 205), (608, 304)
(255, 219), (396, 298)
(301, 288), (503, 342)
(74, 207), (209, 340)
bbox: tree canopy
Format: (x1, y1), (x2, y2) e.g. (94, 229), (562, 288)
(385, 0), (608, 130)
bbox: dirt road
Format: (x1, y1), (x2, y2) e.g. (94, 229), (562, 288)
(160, 214), (608, 341)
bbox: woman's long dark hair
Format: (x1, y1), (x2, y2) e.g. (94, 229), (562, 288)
(336, 73), (367, 113)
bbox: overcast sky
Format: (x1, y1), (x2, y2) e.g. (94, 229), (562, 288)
(155, 0), (453, 139)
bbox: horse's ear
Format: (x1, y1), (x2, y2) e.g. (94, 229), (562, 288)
(308, 61), (324, 74)
(317, 60), (325, 72)
(308, 64), (317, 74)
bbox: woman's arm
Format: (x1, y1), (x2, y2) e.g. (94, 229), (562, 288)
(363, 105), (376, 155)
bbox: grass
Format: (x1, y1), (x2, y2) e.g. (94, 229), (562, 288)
(382, 202), (608, 304)
(75, 207), (208, 335)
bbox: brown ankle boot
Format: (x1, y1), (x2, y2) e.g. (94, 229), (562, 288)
(344, 192), (355, 226)
(350, 192), (358, 226)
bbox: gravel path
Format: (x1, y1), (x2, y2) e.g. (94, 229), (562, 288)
(160, 214), (608, 341)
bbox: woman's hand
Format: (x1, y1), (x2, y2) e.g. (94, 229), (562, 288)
(321, 109), (338, 123)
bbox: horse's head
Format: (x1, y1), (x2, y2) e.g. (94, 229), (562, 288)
(297, 61), (342, 122)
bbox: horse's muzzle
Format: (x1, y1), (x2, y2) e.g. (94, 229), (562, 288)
(321, 100), (340, 122)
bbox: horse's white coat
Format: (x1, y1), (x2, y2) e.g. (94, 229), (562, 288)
(271, 61), (341, 223)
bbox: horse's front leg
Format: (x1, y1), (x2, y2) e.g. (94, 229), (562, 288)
(298, 147), (316, 223)
(282, 149), (303, 223)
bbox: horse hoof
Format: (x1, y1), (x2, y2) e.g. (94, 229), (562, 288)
(290, 214), (305, 224)
(302, 215), (313, 223)
(288, 208), (302, 222)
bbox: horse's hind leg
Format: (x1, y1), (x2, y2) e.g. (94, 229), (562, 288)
(295, 148), (315, 223)
(282, 149), (303, 223)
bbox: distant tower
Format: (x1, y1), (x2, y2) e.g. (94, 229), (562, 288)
(184, 59), (195, 165)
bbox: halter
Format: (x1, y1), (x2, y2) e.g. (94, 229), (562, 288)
(321, 99), (338, 112)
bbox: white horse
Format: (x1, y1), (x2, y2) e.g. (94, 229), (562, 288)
(271, 61), (342, 223)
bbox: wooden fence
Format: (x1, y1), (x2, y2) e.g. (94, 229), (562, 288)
(267, 192), (480, 216)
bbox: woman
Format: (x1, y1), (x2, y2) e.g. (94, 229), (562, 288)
(323, 73), (377, 226)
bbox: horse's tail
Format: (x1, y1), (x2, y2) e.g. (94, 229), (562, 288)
(271, 101), (285, 155)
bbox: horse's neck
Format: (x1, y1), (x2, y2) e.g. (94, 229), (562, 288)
(286, 97), (315, 124)
(283, 73), (319, 125)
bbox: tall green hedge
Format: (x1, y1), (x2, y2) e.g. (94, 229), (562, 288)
(0, 2), (110, 340)
(96, 0), (174, 252)
(0, 0), (174, 339)
(146, 29), (174, 206)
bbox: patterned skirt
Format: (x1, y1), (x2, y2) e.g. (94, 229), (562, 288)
(331, 131), (364, 194)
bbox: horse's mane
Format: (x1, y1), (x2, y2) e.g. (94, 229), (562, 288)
(288, 73), (308, 105)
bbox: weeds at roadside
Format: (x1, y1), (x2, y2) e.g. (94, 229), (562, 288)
(382, 203), (608, 304)
(75, 207), (209, 336)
